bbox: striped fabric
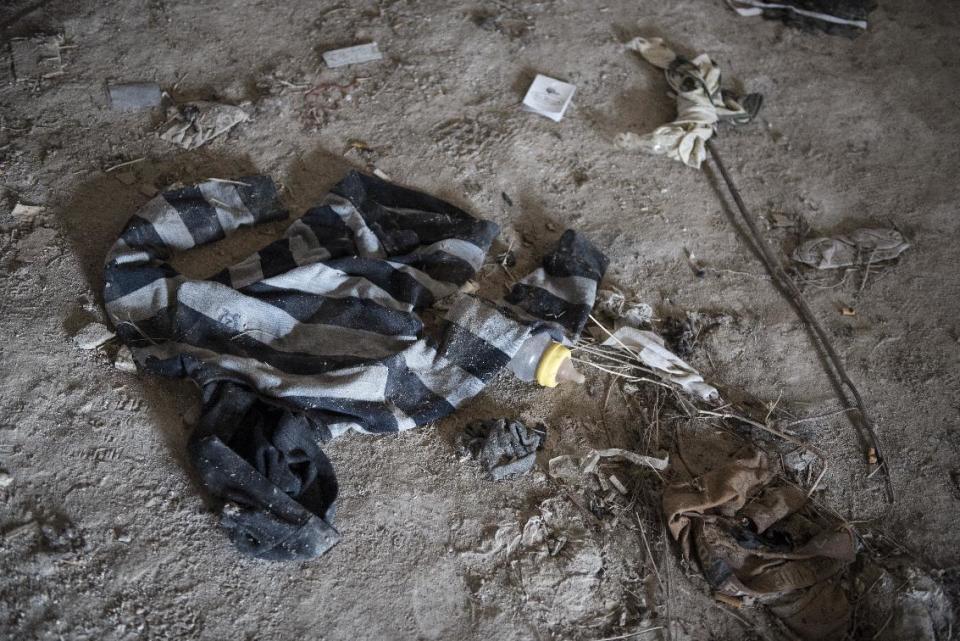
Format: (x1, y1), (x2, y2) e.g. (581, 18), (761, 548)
(104, 171), (607, 560)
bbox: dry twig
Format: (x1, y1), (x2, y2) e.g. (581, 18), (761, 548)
(706, 139), (893, 503)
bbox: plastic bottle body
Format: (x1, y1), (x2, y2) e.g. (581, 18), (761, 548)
(507, 332), (554, 382)
(507, 333), (585, 387)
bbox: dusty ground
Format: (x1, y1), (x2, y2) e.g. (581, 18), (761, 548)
(1, 0), (959, 639)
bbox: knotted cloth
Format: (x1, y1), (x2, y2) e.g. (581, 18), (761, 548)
(616, 37), (761, 169)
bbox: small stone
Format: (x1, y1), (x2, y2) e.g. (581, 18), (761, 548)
(12, 202), (44, 220)
(39, 515), (84, 553)
(113, 346), (138, 373)
(0, 471), (13, 488)
(784, 449), (817, 473)
(73, 322), (116, 350)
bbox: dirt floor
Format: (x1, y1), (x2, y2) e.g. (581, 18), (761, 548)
(1, 0), (959, 639)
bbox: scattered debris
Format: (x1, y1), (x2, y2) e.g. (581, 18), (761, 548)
(159, 102), (249, 149)
(112, 527), (133, 544)
(664, 447), (856, 640)
(616, 37), (761, 168)
(660, 314), (698, 359)
(595, 289), (654, 329)
(607, 474), (628, 495)
(857, 558), (955, 641)
(10, 35), (65, 82)
(304, 78), (367, 126)
(522, 74), (576, 122)
(457, 418), (545, 480)
(107, 81), (163, 111)
(878, 574), (953, 641)
(784, 448), (818, 473)
(547, 455), (582, 482)
(38, 514), (84, 553)
(11, 202), (44, 220)
(841, 306), (857, 316)
(581, 448), (669, 474)
(113, 346), (137, 373)
(792, 227), (910, 269)
(725, 0), (875, 36)
(72, 322), (115, 350)
(461, 496), (630, 629)
(767, 211), (800, 229)
(321, 42), (383, 68)
(660, 310), (728, 359)
(548, 448), (668, 482)
(599, 326), (719, 401)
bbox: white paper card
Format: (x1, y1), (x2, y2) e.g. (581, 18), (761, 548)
(521, 74), (576, 122)
(322, 43), (383, 68)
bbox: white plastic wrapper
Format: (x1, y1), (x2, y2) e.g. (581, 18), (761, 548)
(601, 326), (719, 401)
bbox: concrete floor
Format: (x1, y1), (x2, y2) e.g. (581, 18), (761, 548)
(1, 1), (958, 639)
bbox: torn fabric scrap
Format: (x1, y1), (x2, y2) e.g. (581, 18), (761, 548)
(793, 227), (909, 269)
(457, 418), (544, 480)
(663, 448), (856, 640)
(104, 170), (606, 560)
(601, 326), (719, 401)
(616, 37), (761, 169)
(159, 101), (249, 149)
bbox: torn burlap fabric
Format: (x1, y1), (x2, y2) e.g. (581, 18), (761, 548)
(663, 448), (856, 640)
(616, 37), (761, 169)
(104, 170), (607, 560)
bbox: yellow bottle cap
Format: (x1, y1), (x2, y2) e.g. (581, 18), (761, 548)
(535, 341), (571, 388)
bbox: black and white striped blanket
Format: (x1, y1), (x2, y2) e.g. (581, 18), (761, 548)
(104, 171), (607, 560)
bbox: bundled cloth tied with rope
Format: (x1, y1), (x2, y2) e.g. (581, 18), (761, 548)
(104, 170), (607, 560)
(615, 37), (762, 169)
